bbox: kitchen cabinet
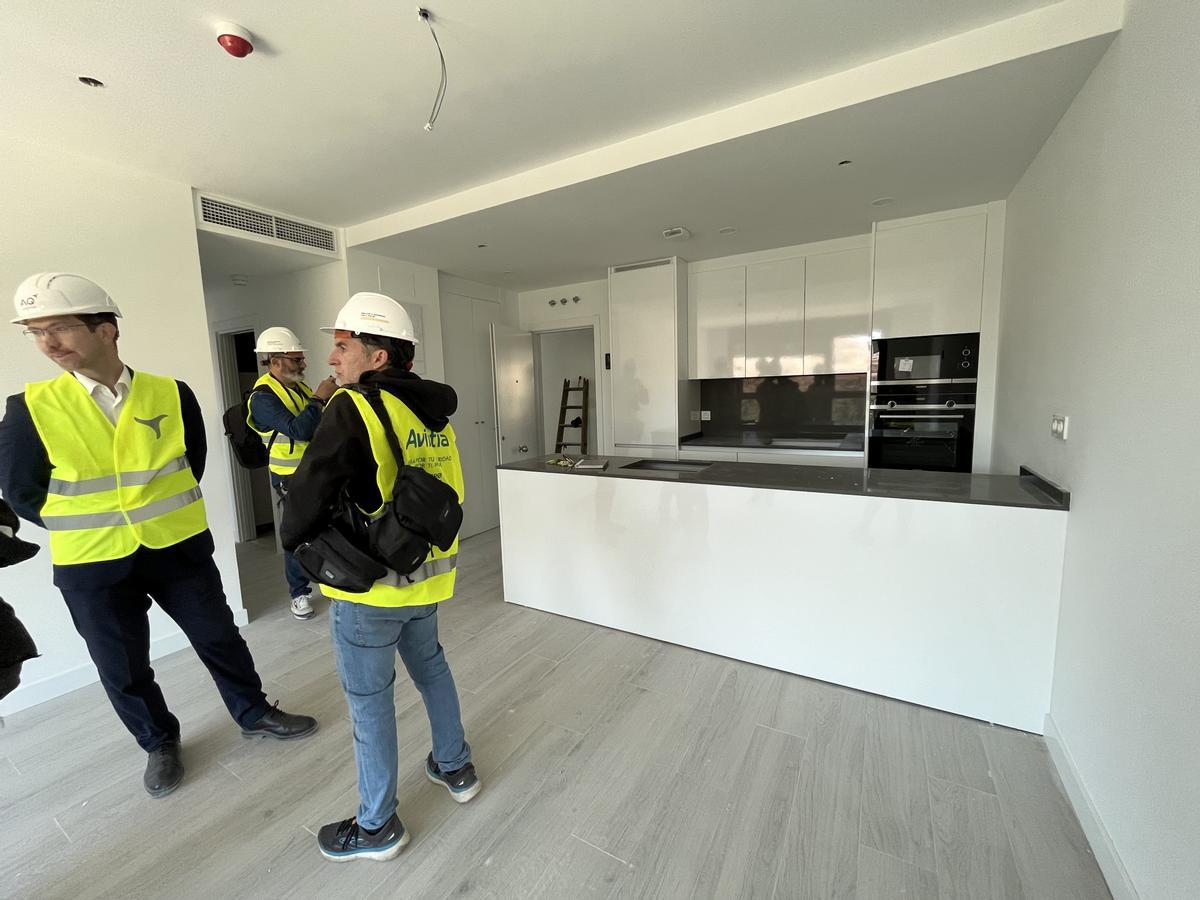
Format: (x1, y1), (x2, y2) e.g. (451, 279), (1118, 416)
(803, 247), (871, 374)
(871, 207), (988, 338)
(745, 256), (806, 377)
(688, 267), (746, 379)
(736, 449), (864, 468)
(609, 258), (688, 453)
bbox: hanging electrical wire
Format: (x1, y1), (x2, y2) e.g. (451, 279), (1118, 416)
(417, 7), (447, 132)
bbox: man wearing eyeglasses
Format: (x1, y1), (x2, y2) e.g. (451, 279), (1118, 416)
(246, 326), (338, 620)
(0, 272), (318, 799)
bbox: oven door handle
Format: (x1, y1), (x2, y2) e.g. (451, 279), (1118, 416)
(877, 414), (965, 420)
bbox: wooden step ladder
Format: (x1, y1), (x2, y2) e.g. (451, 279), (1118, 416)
(554, 377), (590, 454)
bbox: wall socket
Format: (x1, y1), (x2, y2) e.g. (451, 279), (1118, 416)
(700, 410), (712, 421)
(1050, 414), (1069, 440)
(690, 410), (701, 422)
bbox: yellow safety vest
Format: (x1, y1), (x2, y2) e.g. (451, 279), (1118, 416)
(247, 374), (314, 476)
(321, 388), (465, 608)
(25, 371), (207, 566)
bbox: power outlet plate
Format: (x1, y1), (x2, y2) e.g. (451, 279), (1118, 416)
(700, 410), (712, 421)
(1050, 414), (1069, 440)
(690, 410), (701, 422)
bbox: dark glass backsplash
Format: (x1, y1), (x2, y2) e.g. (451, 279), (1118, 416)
(698, 374), (867, 438)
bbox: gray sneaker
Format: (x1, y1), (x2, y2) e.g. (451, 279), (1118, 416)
(425, 753), (482, 803)
(317, 814), (409, 862)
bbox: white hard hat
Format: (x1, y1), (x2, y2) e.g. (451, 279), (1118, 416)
(322, 292), (419, 344)
(12, 273), (123, 324)
(255, 326), (305, 354)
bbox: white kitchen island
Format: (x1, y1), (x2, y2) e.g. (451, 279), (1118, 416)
(497, 456), (1069, 733)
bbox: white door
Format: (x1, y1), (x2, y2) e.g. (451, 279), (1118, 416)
(491, 323), (539, 465)
(440, 293), (502, 538)
(688, 266), (746, 379)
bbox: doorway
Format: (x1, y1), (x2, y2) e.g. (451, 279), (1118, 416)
(215, 328), (275, 543)
(535, 327), (597, 455)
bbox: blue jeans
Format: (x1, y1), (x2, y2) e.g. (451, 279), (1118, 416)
(270, 473), (310, 598)
(330, 599), (470, 830)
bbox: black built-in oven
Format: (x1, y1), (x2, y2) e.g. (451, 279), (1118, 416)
(868, 333), (979, 473)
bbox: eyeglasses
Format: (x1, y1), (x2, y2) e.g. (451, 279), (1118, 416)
(22, 324), (88, 341)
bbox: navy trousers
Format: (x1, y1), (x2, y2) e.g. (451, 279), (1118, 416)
(58, 533), (269, 752)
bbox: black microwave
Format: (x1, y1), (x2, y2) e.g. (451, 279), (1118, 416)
(870, 333), (980, 384)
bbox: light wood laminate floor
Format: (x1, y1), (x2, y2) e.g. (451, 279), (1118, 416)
(0, 530), (1112, 899)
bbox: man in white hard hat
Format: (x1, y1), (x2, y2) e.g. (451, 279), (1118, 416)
(0, 273), (319, 799)
(281, 292), (478, 862)
(246, 326), (338, 620)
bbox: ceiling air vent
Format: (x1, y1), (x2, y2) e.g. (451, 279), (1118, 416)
(197, 194), (338, 255)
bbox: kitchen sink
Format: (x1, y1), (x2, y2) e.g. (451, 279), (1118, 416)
(622, 459), (712, 474)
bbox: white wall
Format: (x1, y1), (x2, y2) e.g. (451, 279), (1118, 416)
(993, 2), (1200, 896)
(519, 279), (610, 453)
(537, 329), (597, 454)
(0, 139), (247, 715)
(349, 250), (445, 381)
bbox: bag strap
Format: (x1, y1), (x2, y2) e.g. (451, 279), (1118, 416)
(246, 385), (284, 454)
(353, 385), (406, 475)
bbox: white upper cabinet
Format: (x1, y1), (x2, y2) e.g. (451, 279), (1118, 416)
(609, 259), (680, 447)
(745, 256), (806, 377)
(688, 267), (746, 379)
(871, 208), (988, 338)
(803, 247), (871, 375)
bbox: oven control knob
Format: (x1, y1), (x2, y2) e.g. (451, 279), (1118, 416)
(960, 360), (971, 369)
(946, 400), (956, 408)
(962, 348), (972, 357)
(887, 400), (897, 409)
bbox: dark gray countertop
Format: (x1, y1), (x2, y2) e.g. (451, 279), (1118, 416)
(498, 455), (1069, 511)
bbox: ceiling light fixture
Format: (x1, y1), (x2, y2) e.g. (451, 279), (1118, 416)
(837, 159), (852, 166)
(476, 243), (487, 249)
(418, 8), (448, 132)
(662, 226), (691, 241)
(230, 273), (249, 287)
(870, 197), (895, 207)
(718, 226), (737, 235)
(78, 76), (105, 88)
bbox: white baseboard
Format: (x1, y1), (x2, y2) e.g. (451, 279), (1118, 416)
(1044, 713), (1140, 900)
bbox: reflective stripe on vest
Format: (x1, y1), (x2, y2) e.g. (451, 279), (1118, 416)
(377, 553), (458, 588)
(248, 374), (313, 476)
(25, 371), (208, 565)
(319, 387), (465, 609)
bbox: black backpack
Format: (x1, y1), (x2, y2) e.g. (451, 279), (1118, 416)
(222, 388), (273, 470)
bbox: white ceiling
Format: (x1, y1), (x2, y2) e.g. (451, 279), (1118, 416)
(2, 0), (1065, 227)
(357, 36), (1112, 291)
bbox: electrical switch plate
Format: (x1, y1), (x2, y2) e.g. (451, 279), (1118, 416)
(700, 410), (712, 421)
(1050, 414), (1069, 440)
(690, 410), (701, 422)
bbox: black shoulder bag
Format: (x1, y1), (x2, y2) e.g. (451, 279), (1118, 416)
(357, 386), (463, 576)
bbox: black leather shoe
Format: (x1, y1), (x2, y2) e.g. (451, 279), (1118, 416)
(144, 740), (184, 798)
(240, 702), (318, 740)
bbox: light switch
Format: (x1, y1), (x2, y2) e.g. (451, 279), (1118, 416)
(700, 410), (712, 421)
(1050, 414), (1069, 440)
(690, 410), (701, 422)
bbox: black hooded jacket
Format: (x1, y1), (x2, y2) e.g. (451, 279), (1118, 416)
(279, 368), (458, 552)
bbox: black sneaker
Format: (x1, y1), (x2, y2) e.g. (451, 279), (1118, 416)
(317, 814), (409, 862)
(425, 753), (482, 803)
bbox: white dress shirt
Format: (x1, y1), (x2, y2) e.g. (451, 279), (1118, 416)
(74, 367), (132, 426)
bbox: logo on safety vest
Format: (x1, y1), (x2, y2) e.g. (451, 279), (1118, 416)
(135, 414), (168, 439)
(406, 428), (450, 449)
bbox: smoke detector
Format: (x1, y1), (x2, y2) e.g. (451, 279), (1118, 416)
(662, 226), (692, 241)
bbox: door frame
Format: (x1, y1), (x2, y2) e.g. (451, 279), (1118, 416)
(527, 315), (605, 456)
